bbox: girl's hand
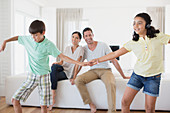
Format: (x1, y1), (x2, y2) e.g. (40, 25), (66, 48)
(123, 76), (131, 79)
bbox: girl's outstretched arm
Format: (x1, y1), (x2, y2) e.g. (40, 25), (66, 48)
(90, 47), (129, 65)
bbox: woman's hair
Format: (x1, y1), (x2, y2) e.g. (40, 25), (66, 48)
(72, 31), (82, 39)
(132, 13), (160, 41)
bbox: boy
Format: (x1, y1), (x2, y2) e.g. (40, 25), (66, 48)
(0, 20), (87, 113)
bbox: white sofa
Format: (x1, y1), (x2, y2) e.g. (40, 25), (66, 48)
(5, 66), (170, 110)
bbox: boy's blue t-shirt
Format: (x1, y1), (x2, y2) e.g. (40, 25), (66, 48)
(18, 35), (61, 75)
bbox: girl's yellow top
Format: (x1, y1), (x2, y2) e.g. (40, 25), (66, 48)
(124, 33), (170, 77)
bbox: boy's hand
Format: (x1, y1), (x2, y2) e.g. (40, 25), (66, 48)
(0, 41), (7, 52)
(78, 62), (89, 66)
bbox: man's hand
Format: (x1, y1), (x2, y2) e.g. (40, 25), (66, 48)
(0, 41), (7, 52)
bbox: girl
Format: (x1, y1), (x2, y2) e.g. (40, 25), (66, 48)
(90, 13), (170, 113)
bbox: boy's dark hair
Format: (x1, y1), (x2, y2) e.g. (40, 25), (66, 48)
(82, 27), (93, 36)
(29, 20), (45, 34)
(133, 12), (160, 41)
(72, 31), (82, 39)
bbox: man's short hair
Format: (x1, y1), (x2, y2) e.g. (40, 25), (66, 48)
(82, 27), (93, 36)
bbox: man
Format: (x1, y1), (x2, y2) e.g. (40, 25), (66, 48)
(75, 27), (129, 113)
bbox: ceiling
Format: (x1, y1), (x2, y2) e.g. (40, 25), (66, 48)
(31, 0), (170, 8)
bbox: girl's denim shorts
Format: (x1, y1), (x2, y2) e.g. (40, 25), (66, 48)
(127, 72), (161, 97)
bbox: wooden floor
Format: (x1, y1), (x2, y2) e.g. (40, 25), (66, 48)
(0, 97), (170, 113)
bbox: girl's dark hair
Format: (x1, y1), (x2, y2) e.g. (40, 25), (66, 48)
(72, 31), (82, 39)
(133, 13), (160, 41)
(29, 20), (45, 34)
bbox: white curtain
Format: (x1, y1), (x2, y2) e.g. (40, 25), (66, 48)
(56, 9), (83, 57)
(147, 7), (167, 76)
(146, 7), (165, 32)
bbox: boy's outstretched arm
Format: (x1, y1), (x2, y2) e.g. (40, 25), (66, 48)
(0, 36), (18, 52)
(58, 53), (88, 66)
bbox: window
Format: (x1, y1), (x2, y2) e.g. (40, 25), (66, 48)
(12, 12), (36, 75)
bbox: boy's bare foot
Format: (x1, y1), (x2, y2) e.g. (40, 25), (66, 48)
(48, 105), (53, 111)
(89, 103), (97, 113)
(48, 90), (56, 111)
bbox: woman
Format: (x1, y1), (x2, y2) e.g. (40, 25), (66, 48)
(49, 31), (84, 110)
(90, 13), (170, 113)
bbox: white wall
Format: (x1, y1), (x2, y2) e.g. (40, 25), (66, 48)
(83, 8), (145, 44)
(14, 0), (41, 18)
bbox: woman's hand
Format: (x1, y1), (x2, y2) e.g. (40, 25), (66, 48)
(52, 62), (59, 65)
(70, 78), (75, 85)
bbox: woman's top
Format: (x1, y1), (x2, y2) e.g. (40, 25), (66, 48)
(62, 45), (84, 79)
